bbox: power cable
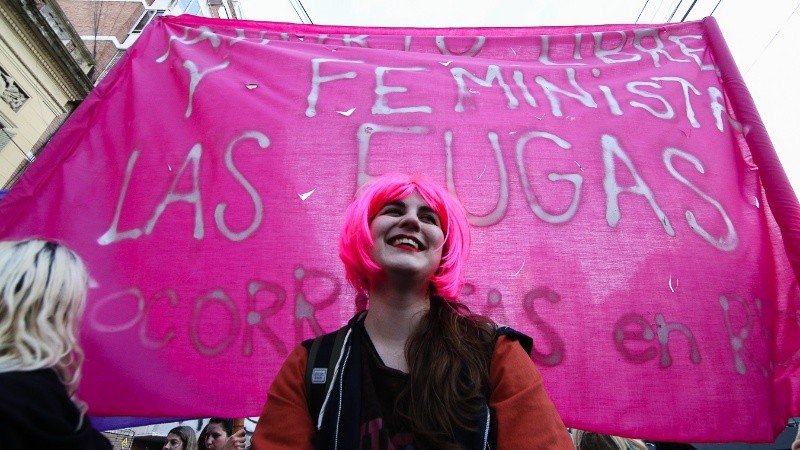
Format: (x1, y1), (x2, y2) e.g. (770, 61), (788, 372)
(92, 0), (104, 62)
(288, 0), (313, 24)
(649, 0), (667, 23)
(667, 0), (685, 21)
(288, 0), (306, 24)
(745, 0), (800, 74)
(710, 0), (723, 15)
(287, 0), (303, 23)
(296, 0), (314, 24)
(635, 0), (651, 23)
(680, 0), (699, 21)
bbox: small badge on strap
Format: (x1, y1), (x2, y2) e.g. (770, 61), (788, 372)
(311, 368), (327, 384)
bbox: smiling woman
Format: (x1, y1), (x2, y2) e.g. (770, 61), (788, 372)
(251, 173), (573, 450)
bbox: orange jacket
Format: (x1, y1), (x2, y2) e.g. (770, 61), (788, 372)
(252, 335), (573, 450)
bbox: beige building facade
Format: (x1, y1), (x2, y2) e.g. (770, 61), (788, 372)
(0, 0), (93, 189)
(0, 0), (241, 191)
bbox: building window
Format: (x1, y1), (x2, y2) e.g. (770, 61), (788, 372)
(173, 0), (202, 15)
(131, 9), (166, 34)
(0, 67), (29, 112)
(0, 125), (14, 152)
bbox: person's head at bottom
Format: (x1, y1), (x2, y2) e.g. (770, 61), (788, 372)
(204, 418), (233, 450)
(163, 425), (197, 450)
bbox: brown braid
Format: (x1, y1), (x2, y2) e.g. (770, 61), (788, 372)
(397, 297), (496, 450)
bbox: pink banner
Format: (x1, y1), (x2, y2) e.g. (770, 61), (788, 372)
(1, 15), (798, 442)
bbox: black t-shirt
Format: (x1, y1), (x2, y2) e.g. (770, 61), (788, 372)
(0, 369), (113, 450)
(359, 326), (416, 449)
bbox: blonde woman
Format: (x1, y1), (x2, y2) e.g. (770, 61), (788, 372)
(0, 239), (111, 450)
(572, 429), (648, 450)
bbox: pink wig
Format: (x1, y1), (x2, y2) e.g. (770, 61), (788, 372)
(339, 173), (471, 302)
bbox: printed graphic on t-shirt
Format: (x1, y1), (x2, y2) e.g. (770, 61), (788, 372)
(360, 418), (414, 450)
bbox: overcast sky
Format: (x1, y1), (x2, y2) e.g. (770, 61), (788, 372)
(236, 0), (799, 194)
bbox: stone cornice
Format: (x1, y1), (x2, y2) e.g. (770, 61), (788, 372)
(0, 1), (93, 101)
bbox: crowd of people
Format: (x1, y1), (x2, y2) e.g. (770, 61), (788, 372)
(1, 174), (798, 450)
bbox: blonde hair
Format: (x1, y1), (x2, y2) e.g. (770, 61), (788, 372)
(573, 429), (648, 450)
(0, 239), (89, 419)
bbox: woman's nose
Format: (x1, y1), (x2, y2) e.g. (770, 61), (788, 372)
(398, 212), (421, 230)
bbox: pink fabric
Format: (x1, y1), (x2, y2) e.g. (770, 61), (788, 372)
(0, 15), (798, 442)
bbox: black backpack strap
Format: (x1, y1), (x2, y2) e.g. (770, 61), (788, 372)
(496, 325), (534, 356)
(303, 327), (349, 425)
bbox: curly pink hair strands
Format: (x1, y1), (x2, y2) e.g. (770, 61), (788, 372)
(338, 173), (471, 301)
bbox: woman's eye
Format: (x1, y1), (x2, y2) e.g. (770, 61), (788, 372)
(421, 215), (438, 224)
(383, 207), (402, 216)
